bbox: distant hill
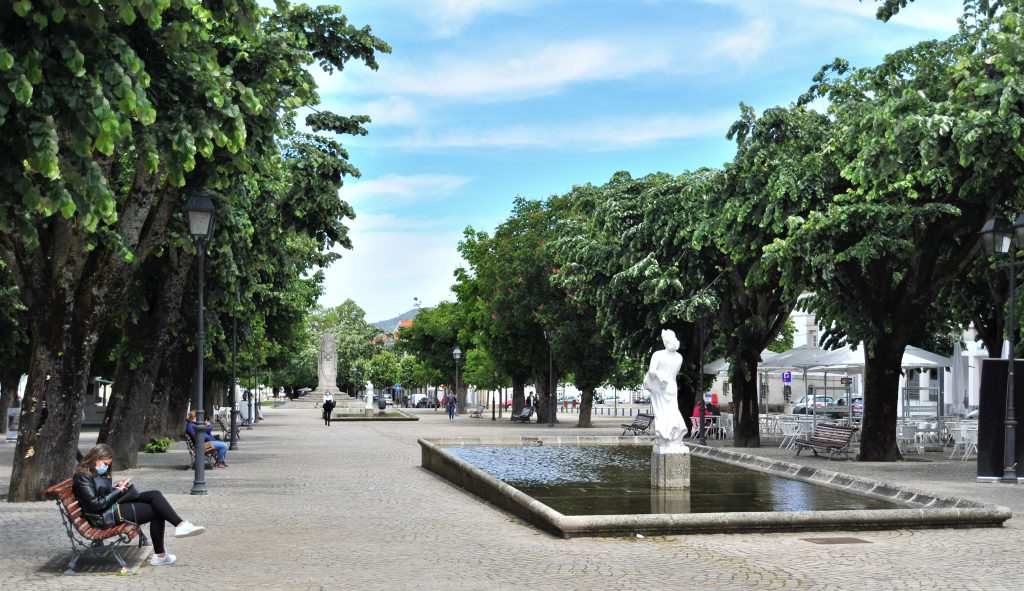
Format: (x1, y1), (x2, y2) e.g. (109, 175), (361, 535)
(372, 309), (419, 333)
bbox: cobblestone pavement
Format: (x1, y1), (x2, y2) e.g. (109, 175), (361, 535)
(1, 406), (1021, 590)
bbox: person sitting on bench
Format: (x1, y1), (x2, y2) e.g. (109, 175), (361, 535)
(73, 444), (206, 567)
(186, 411), (229, 468)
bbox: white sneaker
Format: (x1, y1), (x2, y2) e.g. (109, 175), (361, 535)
(150, 553), (177, 566)
(174, 521), (206, 538)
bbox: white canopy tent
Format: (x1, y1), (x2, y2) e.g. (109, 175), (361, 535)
(808, 343), (953, 417)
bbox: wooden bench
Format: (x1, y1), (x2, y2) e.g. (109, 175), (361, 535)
(44, 478), (148, 575)
(510, 407), (534, 423)
(793, 423), (859, 461)
(468, 404), (485, 418)
(621, 413), (654, 436)
(182, 433), (218, 470)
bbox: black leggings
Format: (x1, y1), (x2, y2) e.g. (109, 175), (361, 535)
(118, 490), (182, 554)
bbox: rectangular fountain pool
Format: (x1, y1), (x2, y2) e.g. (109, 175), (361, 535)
(420, 436), (1010, 537)
(444, 445), (900, 515)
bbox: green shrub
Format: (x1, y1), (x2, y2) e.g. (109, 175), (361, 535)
(144, 437), (174, 453)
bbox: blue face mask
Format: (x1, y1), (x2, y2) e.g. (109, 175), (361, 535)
(96, 463), (109, 475)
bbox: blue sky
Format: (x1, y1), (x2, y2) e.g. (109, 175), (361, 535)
(311, 0), (963, 322)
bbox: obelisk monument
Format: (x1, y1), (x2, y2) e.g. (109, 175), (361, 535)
(315, 331), (338, 396)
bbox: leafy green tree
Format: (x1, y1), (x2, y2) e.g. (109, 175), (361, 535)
(767, 318), (796, 354)
(457, 199), (576, 423)
(687, 104), (846, 446)
(0, 2), (389, 499)
(368, 349), (399, 391)
(555, 172), (718, 433)
(773, 10), (1024, 459)
(396, 302), (468, 411)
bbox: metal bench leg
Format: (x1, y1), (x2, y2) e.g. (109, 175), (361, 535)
(64, 550), (83, 576)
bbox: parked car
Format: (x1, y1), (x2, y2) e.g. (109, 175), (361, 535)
(502, 399), (514, 409)
(415, 397), (439, 408)
(851, 397), (864, 416)
(792, 395), (834, 414)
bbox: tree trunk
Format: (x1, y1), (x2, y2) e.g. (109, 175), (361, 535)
(9, 313), (99, 501)
(676, 370), (696, 437)
(99, 251), (191, 468)
(4, 171), (173, 501)
(510, 378), (525, 416)
(576, 386), (594, 427)
(859, 338), (907, 461)
(145, 338), (195, 439)
(534, 369), (557, 424)
(730, 348), (761, 448)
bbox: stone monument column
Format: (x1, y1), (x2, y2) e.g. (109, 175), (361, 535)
(316, 331), (338, 393)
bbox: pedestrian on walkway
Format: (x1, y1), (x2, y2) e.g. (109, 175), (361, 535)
(448, 394), (458, 421)
(322, 391), (336, 426)
(73, 444), (206, 567)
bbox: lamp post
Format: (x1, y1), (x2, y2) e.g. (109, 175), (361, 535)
(697, 316), (708, 446)
(491, 386), (496, 421)
(185, 189), (216, 495)
(979, 214), (1021, 484)
(229, 278), (239, 450)
(544, 329), (554, 428)
(453, 347), (462, 416)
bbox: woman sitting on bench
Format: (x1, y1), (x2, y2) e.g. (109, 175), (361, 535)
(186, 410), (229, 468)
(73, 444), (206, 566)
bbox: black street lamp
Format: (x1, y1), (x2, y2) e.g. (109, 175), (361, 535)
(229, 278), (239, 451)
(491, 385), (496, 421)
(185, 189), (216, 495)
(544, 329), (554, 428)
(453, 347), (462, 415)
(697, 316), (708, 446)
(979, 214), (1022, 484)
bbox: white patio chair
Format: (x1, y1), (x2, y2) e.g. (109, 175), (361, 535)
(779, 421), (805, 450)
(897, 424), (922, 454)
(949, 426), (966, 459)
(962, 428), (978, 460)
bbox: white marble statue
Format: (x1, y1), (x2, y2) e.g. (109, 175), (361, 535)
(317, 331), (338, 391)
(645, 329), (688, 453)
(363, 381), (374, 409)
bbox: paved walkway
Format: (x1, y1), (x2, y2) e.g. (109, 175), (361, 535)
(1, 406), (1020, 590)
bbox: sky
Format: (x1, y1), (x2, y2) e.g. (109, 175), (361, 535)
(311, 0), (964, 323)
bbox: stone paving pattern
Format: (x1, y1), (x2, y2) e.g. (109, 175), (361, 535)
(1, 406), (1020, 590)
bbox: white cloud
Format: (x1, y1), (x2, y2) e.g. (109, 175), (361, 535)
(378, 110), (737, 150)
(360, 96), (423, 126)
(319, 223), (465, 321)
(708, 19), (773, 63)
(342, 173), (471, 204)
(416, 0), (539, 38)
(325, 39), (671, 102)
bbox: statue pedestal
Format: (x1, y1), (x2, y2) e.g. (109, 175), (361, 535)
(651, 447), (690, 489)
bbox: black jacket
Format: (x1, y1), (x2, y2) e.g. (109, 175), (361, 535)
(72, 472), (121, 528)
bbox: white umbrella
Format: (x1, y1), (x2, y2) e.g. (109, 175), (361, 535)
(951, 341), (967, 413)
(809, 343), (952, 373)
(703, 350), (779, 374)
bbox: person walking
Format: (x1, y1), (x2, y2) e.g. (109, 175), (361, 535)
(448, 394), (458, 421)
(322, 391), (336, 426)
(73, 444), (205, 567)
